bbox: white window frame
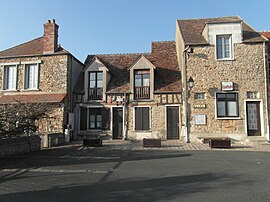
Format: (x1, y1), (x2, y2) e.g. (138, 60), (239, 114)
(216, 35), (233, 60)
(24, 63), (39, 90)
(3, 65), (17, 91)
(194, 92), (206, 100)
(133, 106), (151, 131)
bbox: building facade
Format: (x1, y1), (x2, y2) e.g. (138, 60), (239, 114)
(0, 20), (84, 146)
(73, 41), (182, 140)
(176, 16), (270, 142)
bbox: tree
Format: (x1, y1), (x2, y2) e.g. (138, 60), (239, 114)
(0, 101), (52, 138)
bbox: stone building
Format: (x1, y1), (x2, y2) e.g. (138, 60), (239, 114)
(176, 16), (270, 142)
(73, 41), (182, 140)
(0, 20), (84, 146)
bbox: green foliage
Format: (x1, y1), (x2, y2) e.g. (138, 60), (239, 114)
(0, 102), (51, 138)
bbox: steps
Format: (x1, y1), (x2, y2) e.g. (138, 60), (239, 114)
(240, 136), (268, 146)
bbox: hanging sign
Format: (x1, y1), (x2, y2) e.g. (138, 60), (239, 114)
(221, 82), (233, 91)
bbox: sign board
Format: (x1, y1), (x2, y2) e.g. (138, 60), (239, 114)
(194, 114), (206, 125)
(193, 104), (206, 109)
(221, 81), (233, 91)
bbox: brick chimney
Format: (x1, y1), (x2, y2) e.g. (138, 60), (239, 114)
(43, 19), (59, 54)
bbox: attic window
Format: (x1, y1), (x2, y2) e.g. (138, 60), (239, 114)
(216, 35), (232, 60)
(88, 71), (103, 100)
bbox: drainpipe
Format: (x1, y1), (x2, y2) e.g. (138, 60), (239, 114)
(183, 46), (190, 143)
(263, 42), (270, 142)
(123, 93), (127, 140)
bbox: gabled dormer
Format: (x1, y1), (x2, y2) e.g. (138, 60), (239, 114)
(129, 55), (156, 101)
(202, 19), (243, 60)
(84, 57), (110, 102)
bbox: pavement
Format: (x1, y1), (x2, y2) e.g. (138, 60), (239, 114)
(1, 140), (270, 202)
(73, 139), (270, 152)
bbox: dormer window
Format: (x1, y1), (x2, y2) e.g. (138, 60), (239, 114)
(134, 70), (150, 99)
(88, 71), (103, 100)
(216, 35), (232, 60)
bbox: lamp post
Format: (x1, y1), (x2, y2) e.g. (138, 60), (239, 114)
(182, 45), (194, 143)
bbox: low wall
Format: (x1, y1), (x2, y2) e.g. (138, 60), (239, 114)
(0, 135), (41, 158)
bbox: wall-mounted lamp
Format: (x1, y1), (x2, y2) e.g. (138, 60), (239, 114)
(188, 77), (194, 90)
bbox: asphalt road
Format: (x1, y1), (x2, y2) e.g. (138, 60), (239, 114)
(1, 144), (270, 202)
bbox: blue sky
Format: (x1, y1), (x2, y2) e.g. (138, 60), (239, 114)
(0, 0), (269, 62)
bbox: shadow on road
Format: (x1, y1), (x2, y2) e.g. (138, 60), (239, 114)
(0, 172), (254, 202)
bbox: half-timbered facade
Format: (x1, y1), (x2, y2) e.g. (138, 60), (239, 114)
(73, 41), (182, 140)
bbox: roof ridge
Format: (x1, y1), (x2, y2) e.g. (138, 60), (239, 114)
(0, 36), (43, 53)
(152, 40), (175, 43)
(177, 16), (240, 21)
(94, 52), (151, 56)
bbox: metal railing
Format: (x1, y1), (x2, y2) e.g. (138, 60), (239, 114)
(88, 88), (103, 100)
(134, 86), (150, 99)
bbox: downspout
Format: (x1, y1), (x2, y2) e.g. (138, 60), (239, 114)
(182, 46), (190, 143)
(123, 93), (127, 140)
(263, 42), (270, 142)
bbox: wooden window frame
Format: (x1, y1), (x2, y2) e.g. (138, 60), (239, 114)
(216, 92), (239, 118)
(88, 71), (103, 100)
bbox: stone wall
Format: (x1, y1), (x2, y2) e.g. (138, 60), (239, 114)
(0, 135), (41, 157)
(186, 43), (268, 141)
(0, 54), (68, 93)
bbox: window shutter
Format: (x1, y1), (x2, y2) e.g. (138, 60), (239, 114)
(135, 107), (143, 130)
(142, 108), (150, 130)
(80, 107), (87, 130)
(102, 107), (110, 130)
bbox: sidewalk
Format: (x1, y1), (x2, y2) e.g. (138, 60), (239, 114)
(69, 139), (270, 152)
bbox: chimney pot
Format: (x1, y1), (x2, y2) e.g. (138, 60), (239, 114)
(48, 20), (51, 23)
(53, 19), (55, 23)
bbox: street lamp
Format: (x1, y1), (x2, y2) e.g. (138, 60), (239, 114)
(188, 77), (194, 90)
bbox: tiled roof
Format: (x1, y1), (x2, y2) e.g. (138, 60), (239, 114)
(0, 37), (68, 58)
(75, 41), (181, 94)
(260, 32), (270, 39)
(177, 16), (267, 45)
(0, 93), (67, 104)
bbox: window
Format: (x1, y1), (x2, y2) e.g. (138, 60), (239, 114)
(3, 65), (17, 90)
(134, 70), (150, 99)
(135, 107), (150, 130)
(216, 35), (232, 60)
(195, 93), (205, 100)
(89, 108), (102, 129)
(216, 93), (239, 118)
(88, 72), (103, 100)
(25, 64), (39, 89)
(247, 91), (259, 99)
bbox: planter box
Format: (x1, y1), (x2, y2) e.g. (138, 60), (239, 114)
(83, 138), (102, 147)
(143, 138), (161, 147)
(209, 138), (231, 148)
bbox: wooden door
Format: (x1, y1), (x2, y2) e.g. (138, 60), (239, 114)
(167, 106), (179, 139)
(113, 108), (123, 139)
(246, 101), (261, 136)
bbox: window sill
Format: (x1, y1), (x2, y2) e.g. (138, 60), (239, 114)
(21, 89), (40, 92)
(133, 130), (152, 133)
(216, 117), (241, 120)
(216, 58), (235, 61)
(1, 89), (19, 92)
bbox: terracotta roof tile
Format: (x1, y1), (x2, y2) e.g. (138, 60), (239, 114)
(0, 93), (67, 104)
(0, 37), (68, 58)
(260, 32), (270, 39)
(177, 16), (267, 45)
(76, 41), (181, 94)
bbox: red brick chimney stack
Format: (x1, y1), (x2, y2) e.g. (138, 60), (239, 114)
(43, 19), (59, 54)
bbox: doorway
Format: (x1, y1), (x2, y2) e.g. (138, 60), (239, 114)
(112, 107), (123, 139)
(246, 101), (261, 136)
